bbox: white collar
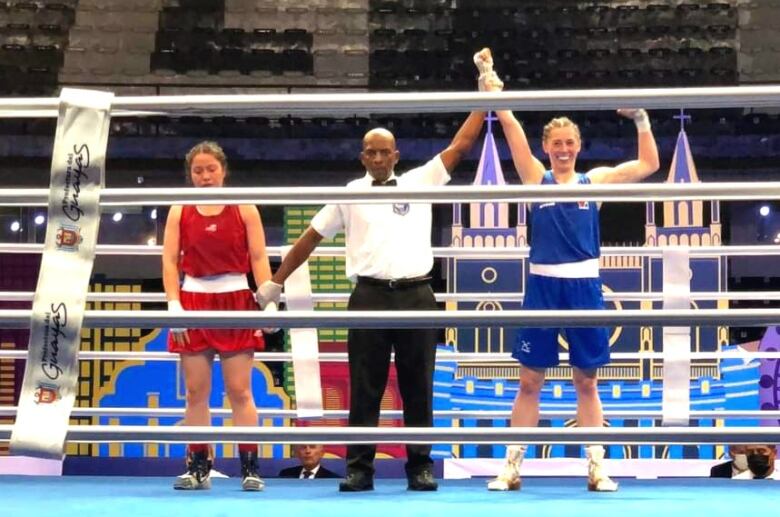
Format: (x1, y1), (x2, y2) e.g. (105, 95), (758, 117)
(364, 172), (398, 184)
(301, 464), (320, 478)
(733, 468), (779, 480)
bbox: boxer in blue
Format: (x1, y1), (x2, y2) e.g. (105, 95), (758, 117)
(474, 48), (660, 492)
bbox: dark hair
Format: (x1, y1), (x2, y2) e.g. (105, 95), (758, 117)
(184, 141), (228, 183)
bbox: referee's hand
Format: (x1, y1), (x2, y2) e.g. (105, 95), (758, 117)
(256, 280), (282, 309)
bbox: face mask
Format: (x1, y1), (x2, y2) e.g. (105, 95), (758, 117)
(747, 454), (772, 479)
(732, 454), (749, 472)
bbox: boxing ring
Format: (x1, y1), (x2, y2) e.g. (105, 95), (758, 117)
(1, 86), (780, 515)
(0, 477), (776, 517)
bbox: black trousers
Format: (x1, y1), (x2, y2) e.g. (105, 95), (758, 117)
(345, 279), (438, 476)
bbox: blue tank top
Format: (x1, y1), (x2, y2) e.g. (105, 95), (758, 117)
(528, 171), (600, 265)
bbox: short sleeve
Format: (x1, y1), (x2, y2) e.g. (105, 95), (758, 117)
(310, 204), (344, 239)
(401, 154), (450, 186)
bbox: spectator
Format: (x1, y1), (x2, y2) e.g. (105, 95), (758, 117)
(710, 444), (749, 478)
(279, 444), (339, 479)
(733, 444), (778, 480)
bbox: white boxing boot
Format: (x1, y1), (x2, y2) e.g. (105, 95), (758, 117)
(586, 445), (618, 492)
(487, 445), (525, 491)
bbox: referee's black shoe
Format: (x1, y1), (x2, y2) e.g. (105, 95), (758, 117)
(407, 467), (438, 491)
(339, 470), (374, 492)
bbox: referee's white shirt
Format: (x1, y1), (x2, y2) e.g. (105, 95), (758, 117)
(310, 155), (450, 282)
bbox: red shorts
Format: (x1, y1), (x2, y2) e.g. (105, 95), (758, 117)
(167, 289), (266, 354)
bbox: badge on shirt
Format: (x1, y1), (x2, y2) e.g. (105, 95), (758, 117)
(393, 203), (410, 216)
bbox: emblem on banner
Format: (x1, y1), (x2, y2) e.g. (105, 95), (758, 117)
(33, 383), (60, 404)
(393, 203), (410, 216)
(55, 224), (82, 251)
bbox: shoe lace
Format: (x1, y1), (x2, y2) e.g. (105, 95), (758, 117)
(498, 459), (520, 481)
(187, 452), (211, 482)
(241, 456), (260, 478)
(588, 458), (608, 483)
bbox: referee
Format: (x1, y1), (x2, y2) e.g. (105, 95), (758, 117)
(257, 110), (486, 492)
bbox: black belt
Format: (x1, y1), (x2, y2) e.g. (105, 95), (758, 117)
(357, 275), (431, 289)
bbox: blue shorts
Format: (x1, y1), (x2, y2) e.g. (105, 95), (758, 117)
(512, 274), (610, 369)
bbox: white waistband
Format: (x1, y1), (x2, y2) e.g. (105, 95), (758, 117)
(182, 273), (249, 293)
(529, 258), (600, 279)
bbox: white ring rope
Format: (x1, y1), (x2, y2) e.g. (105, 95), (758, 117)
(0, 424), (777, 445)
(3, 86), (780, 117)
(0, 407), (777, 420)
(1, 243), (778, 259)
(1, 350), (779, 362)
(3, 182), (780, 207)
(0, 308), (777, 329)
(2, 243), (779, 262)
(2, 290), (780, 303)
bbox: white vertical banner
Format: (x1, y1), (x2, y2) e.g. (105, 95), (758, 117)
(10, 89), (113, 459)
(661, 247), (692, 426)
(281, 246), (324, 418)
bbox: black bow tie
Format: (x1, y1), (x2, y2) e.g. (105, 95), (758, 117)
(372, 178), (397, 187)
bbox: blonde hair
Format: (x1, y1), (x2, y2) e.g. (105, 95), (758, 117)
(184, 141), (228, 183)
(542, 117), (581, 144)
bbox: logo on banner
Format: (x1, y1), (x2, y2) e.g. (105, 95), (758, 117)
(578, 201), (589, 209)
(33, 383), (60, 404)
(393, 203), (410, 216)
(55, 224), (82, 251)
(62, 143), (90, 222)
(41, 302), (67, 381)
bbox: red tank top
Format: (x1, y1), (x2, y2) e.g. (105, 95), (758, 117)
(179, 205), (250, 277)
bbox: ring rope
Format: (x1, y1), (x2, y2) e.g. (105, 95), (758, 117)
(0, 424), (777, 445)
(2, 243), (779, 259)
(0, 407), (776, 420)
(3, 182), (780, 207)
(3, 86), (780, 117)
(2, 290), (779, 303)
(0, 308), (776, 329)
(1, 350), (778, 362)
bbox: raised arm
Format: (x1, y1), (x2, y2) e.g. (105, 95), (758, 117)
(438, 110), (486, 172)
(586, 109), (660, 184)
(495, 111), (546, 185)
(476, 48), (545, 184)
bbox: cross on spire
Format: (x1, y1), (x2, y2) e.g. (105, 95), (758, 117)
(673, 109), (692, 132)
(485, 111), (498, 133)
